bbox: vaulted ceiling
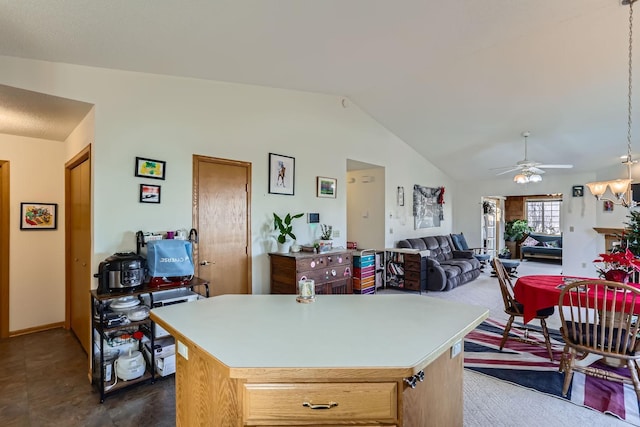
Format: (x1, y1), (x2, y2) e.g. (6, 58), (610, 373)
(0, 0), (635, 182)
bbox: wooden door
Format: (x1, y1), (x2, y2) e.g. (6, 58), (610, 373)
(193, 156), (251, 296)
(0, 161), (9, 338)
(66, 146), (91, 354)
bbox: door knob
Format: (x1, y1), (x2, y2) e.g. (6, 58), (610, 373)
(200, 261), (211, 266)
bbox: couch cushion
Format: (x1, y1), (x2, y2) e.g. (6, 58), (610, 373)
(450, 233), (469, 251)
(521, 236), (539, 247)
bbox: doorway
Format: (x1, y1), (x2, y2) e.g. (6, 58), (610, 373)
(193, 155), (252, 295)
(346, 159), (385, 250)
(0, 161), (9, 338)
(65, 146), (92, 354)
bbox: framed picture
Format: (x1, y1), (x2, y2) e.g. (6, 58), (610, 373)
(135, 157), (166, 180)
(20, 202), (57, 230)
(572, 185), (584, 197)
(268, 153), (295, 195)
(397, 186), (405, 206)
(140, 184), (161, 203)
(317, 176), (337, 198)
(604, 200), (614, 212)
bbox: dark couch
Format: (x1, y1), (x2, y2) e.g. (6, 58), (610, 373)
(396, 235), (482, 291)
(520, 233), (562, 261)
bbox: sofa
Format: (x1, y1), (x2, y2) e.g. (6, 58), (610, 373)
(396, 234), (482, 291)
(519, 233), (562, 261)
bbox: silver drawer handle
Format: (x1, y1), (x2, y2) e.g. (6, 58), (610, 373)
(302, 401), (339, 410)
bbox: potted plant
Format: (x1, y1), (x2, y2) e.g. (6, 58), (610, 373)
(498, 247), (511, 259)
(273, 212), (304, 253)
(504, 219), (533, 242)
(318, 224), (333, 253)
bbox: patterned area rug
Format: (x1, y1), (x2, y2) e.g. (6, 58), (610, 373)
(464, 318), (640, 425)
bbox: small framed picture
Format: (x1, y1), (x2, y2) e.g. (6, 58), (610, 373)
(397, 186), (405, 206)
(268, 153), (295, 195)
(572, 185), (584, 197)
(603, 200), (614, 212)
(317, 177), (337, 198)
(135, 157), (166, 180)
(140, 184), (161, 203)
(20, 202), (58, 230)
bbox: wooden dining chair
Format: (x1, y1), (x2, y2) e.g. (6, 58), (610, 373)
(492, 258), (554, 361)
(558, 279), (640, 400)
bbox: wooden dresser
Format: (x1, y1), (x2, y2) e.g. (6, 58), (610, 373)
(269, 250), (353, 294)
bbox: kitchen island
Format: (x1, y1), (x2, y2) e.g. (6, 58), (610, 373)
(150, 294), (488, 426)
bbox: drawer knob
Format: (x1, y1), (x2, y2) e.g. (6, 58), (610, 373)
(302, 401), (339, 410)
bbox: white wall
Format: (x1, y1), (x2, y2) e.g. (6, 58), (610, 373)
(452, 172), (602, 277)
(0, 55), (453, 331)
(0, 134), (66, 331)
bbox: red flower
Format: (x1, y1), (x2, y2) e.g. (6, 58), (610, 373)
(593, 248), (640, 276)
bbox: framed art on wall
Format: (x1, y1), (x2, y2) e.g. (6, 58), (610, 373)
(397, 186), (405, 206)
(572, 185), (584, 197)
(20, 202), (57, 230)
(268, 153), (295, 195)
(140, 184), (161, 203)
(317, 177), (337, 198)
(135, 157), (166, 180)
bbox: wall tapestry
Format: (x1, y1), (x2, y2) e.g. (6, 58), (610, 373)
(413, 185), (445, 229)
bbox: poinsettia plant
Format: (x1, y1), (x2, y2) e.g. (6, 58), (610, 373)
(593, 248), (640, 278)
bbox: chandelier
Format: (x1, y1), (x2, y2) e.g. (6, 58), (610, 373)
(586, 0), (638, 207)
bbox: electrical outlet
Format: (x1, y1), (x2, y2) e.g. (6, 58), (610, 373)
(177, 340), (189, 360)
(450, 340), (462, 358)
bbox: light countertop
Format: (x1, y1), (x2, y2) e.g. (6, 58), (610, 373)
(150, 294), (488, 371)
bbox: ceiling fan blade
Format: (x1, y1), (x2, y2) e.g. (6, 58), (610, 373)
(536, 164), (573, 169)
(495, 167), (522, 176)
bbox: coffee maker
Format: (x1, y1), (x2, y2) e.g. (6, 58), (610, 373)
(95, 251), (146, 294)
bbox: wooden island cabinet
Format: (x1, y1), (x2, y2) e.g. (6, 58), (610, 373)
(150, 294), (489, 426)
(269, 250), (353, 294)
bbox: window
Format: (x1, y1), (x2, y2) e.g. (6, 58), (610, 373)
(526, 199), (562, 234)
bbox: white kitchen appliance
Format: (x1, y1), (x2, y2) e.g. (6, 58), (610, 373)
(115, 349), (146, 381)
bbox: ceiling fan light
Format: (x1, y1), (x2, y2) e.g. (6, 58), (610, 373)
(529, 174), (542, 183)
(514, 174), (528, 184)
(586, 181), (608, 198)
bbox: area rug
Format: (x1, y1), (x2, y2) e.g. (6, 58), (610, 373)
(464, 318), (640, 425)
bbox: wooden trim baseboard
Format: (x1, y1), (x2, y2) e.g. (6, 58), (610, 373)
(10, 322), (65, 338)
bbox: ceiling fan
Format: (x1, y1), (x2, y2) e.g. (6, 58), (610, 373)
(493, 131), (573, 182)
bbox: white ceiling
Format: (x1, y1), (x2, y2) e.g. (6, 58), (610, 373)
(0, 0), (636, 181)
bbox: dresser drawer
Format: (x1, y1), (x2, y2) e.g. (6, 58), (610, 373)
(243, 382), (397, 423)
(297, 264), (352, 283)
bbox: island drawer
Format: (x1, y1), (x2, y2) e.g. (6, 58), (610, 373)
(243, 382), (397, 423)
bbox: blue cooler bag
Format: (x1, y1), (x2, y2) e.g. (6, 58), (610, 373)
(147, 240), (194, 278)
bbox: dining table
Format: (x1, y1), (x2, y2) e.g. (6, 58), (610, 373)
(513, 274), (640, 324)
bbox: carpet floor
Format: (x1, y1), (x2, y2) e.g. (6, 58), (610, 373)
(465, 318), (640, 425)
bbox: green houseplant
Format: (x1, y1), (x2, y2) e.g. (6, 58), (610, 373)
(504, 219), (533, 242)
(273, 212), (303, 253)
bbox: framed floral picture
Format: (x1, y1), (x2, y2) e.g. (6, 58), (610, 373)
(317, 177), (337, 198)
(135, 157), (166, 180)
(268, 153), (295, 195)
(20, 202), (58, 230)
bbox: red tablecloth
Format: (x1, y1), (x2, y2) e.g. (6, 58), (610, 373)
(514, 275), (640, 323)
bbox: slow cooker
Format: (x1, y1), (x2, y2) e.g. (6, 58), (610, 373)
(95, 251), (146, 294)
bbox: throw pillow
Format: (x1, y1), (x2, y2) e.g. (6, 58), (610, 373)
(544, 240), (560, 248)
(451, 233), (470, 251)
(522, 236), (539, 247)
